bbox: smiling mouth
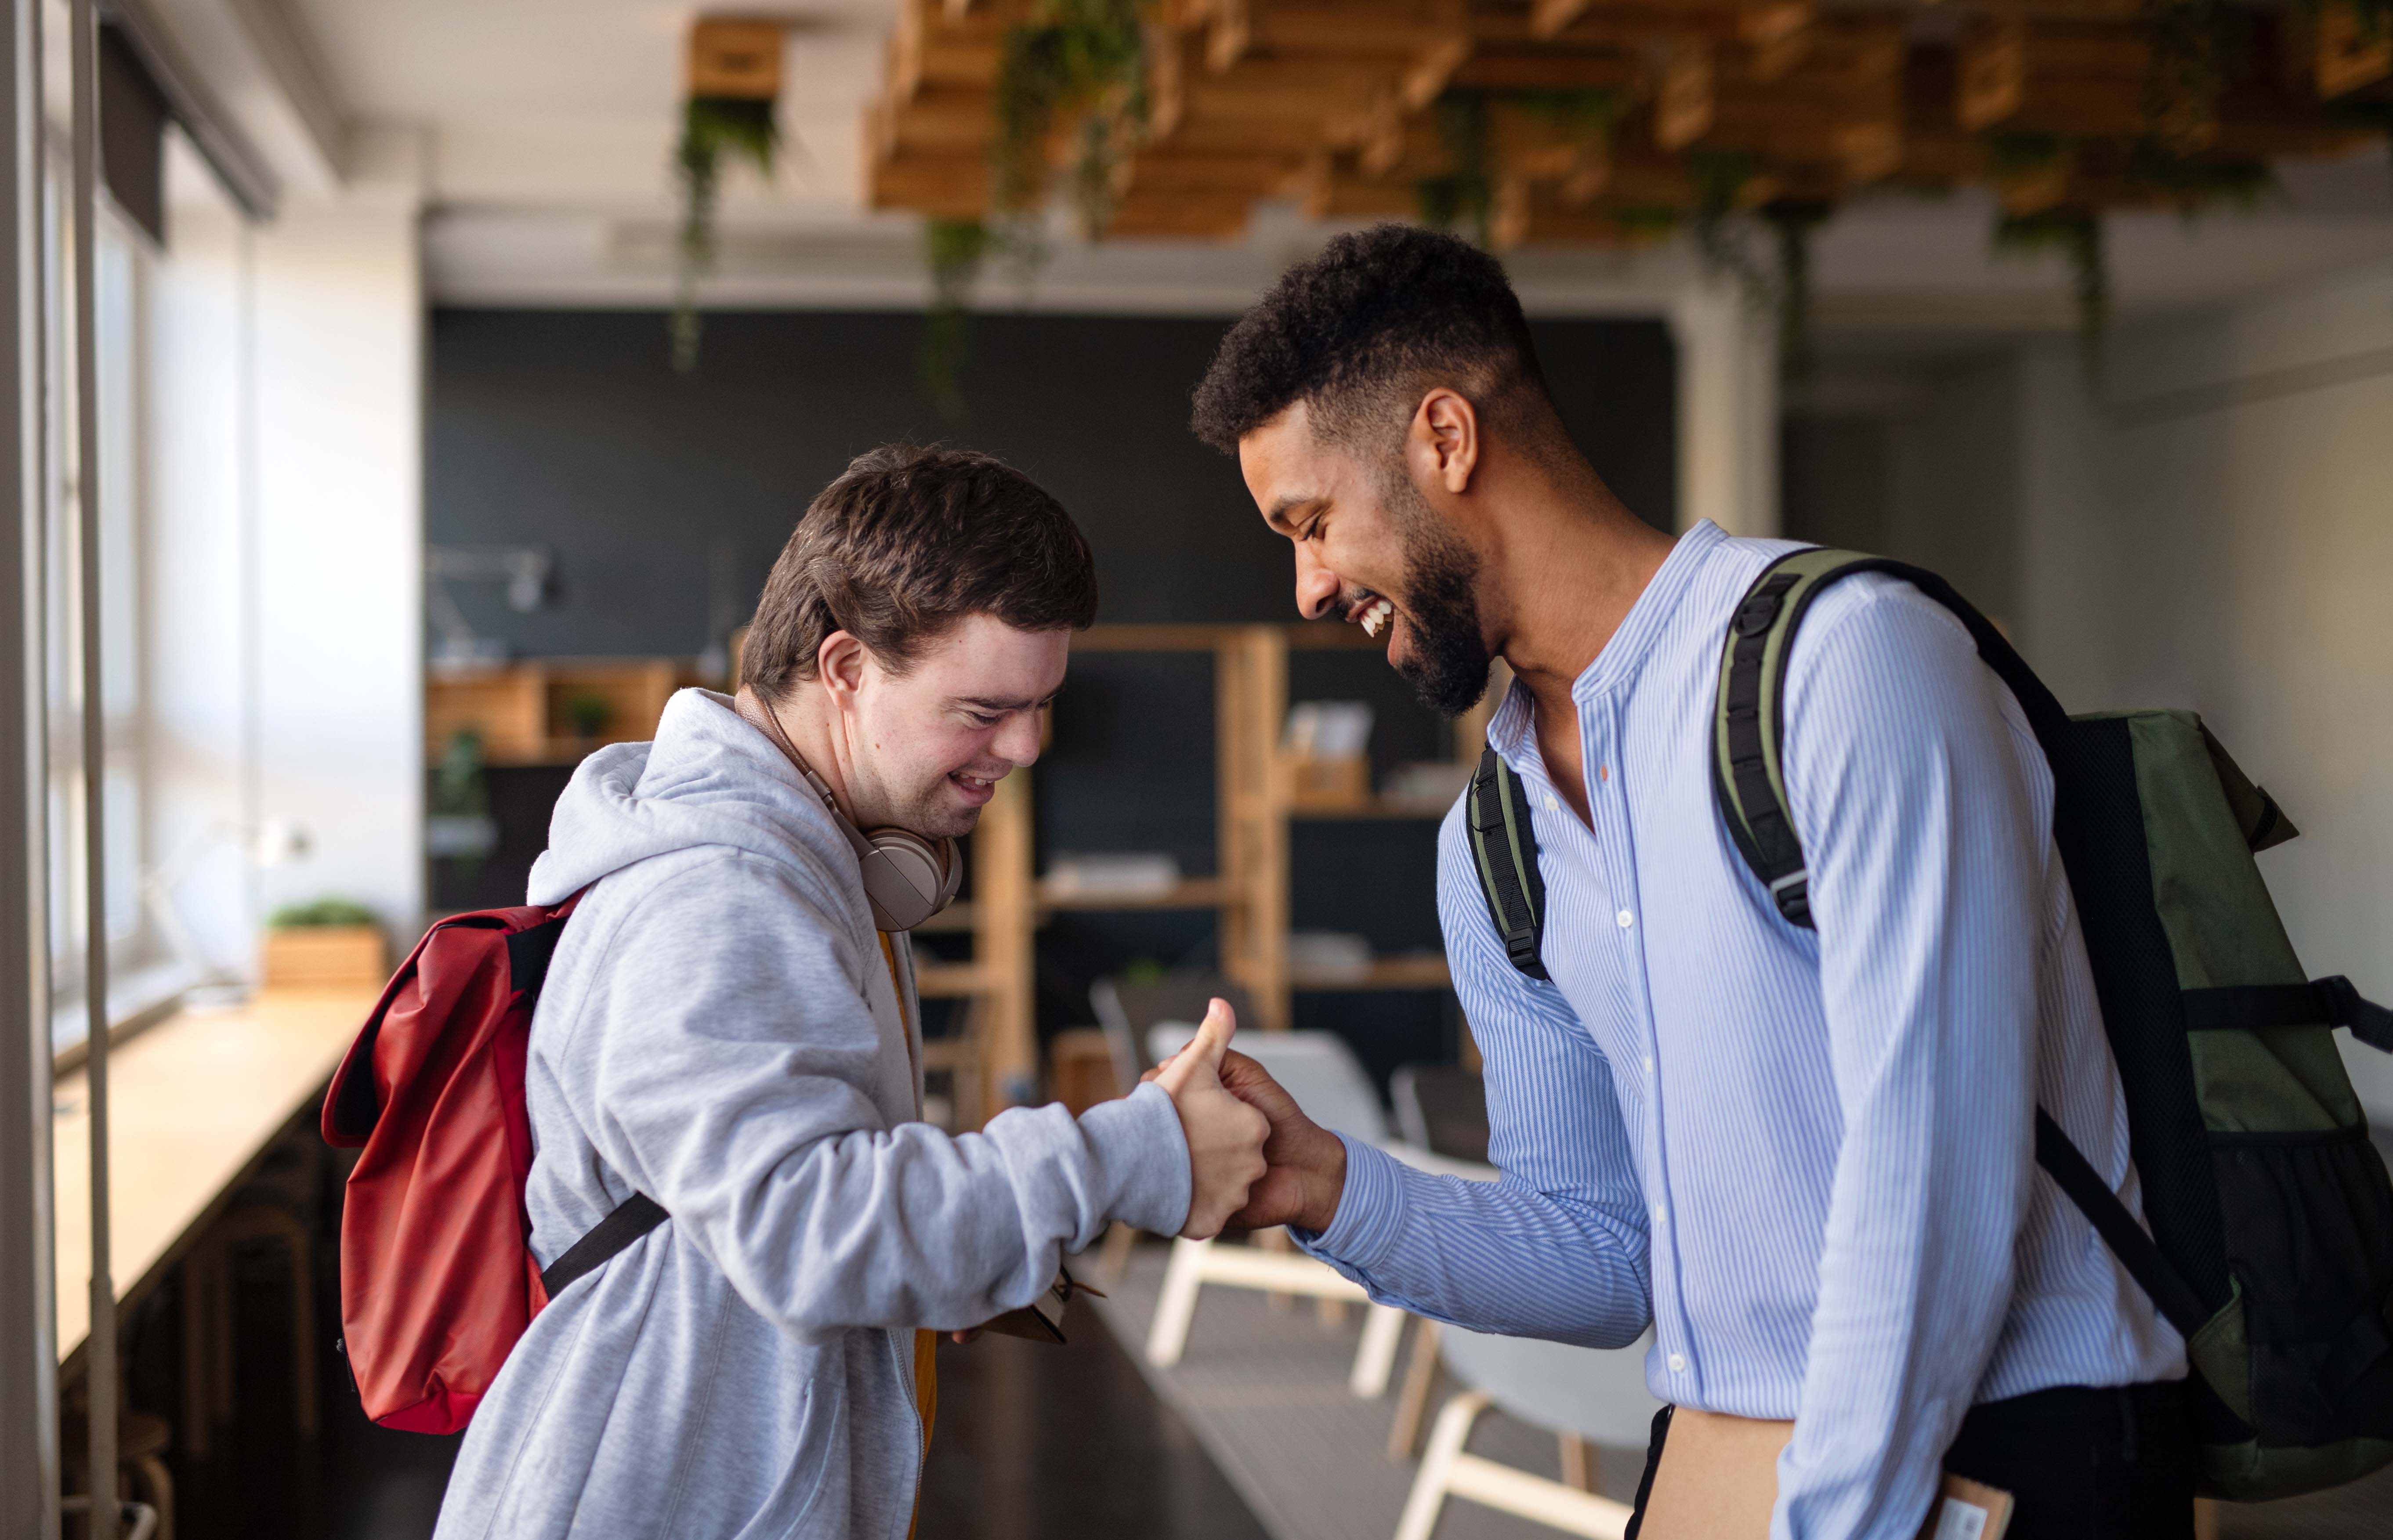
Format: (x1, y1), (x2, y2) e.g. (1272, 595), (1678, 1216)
(1354, 594), (1395, 638)
(951, 771), (1000, 792)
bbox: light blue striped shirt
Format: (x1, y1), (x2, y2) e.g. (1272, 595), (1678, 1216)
(1299, 521), (2184, 1540)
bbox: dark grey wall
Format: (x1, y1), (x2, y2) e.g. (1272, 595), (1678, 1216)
(428, 308), (1678, 653)
(429, 305), (1679, 1079)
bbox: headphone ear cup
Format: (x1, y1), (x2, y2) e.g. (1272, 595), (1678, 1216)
(857, 828), (959, 931)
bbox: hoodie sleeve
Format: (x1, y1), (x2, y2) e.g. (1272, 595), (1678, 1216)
(553, 851), (1191, 1334)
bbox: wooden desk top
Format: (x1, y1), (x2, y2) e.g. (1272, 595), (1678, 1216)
(52, 986), (377, 1366)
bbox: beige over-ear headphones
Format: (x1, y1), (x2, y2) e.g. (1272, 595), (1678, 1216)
(732, 687), (964, 933)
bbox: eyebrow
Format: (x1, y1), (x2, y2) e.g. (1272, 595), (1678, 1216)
(956, 690), (1060, 712)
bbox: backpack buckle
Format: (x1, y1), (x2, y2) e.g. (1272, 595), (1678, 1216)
(1735, 593), (1783, 639)
(1768, 868), (1811, 928)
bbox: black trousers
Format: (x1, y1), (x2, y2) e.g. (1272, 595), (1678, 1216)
(1623, 1381), (2198, 1540)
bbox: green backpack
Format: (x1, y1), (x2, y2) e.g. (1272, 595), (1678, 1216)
(1465, 547), (2393, 1502)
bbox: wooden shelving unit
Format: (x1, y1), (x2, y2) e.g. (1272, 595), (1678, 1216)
(426, 658), (695, 766)
(1065, 622), (1492, 1035)
(423, 629), (1499, 1126)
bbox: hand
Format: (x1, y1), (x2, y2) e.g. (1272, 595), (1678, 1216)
(1214, 1049), (1347, 1235)
(1153, 998), (1271, 1239)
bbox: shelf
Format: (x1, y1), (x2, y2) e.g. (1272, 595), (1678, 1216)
(1036, 876), (1235, 913)
(1286, 797), (1455, 821)
(915, 963), (993, 998)
(1291, 954), (1452, 992)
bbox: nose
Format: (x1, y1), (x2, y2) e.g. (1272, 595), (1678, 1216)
(995, 707), (1043, 768)
(1292, 542), (1341, 622)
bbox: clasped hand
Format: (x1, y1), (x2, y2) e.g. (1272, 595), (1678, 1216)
(1151, 1000), (1348, 1239)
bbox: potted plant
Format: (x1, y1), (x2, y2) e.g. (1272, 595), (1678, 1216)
(262, 898), (388, 989)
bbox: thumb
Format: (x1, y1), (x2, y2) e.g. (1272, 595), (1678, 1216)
(1158, 998), (1235, 1093)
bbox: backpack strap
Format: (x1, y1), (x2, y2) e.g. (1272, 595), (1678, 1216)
(1466, 746), (1550, 980)
(1712, 548), (2071, 929)
(1709, 549), (2222, 1344)
(540, 1193), (668, 1299)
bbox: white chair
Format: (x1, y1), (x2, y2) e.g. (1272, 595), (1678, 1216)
(1142, 1024), (1416, 1395)
(1395, 1327), (1660, 1540)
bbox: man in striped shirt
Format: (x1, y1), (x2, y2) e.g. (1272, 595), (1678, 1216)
(1187, 224), (2193, 1539)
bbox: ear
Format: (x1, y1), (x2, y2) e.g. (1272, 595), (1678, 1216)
(815, 630), (869, 710)
(1412, 388), (1481, 496)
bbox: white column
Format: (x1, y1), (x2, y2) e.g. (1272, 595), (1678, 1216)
(1668, 278), (1779, 539)
(250, 130), (426, 948)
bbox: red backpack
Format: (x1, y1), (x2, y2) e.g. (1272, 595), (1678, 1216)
(320, 894), (663, 1433)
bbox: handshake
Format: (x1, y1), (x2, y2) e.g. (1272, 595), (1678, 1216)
(1148, 998), (1350, 1240)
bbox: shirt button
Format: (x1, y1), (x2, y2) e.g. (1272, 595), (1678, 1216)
(1616, 910), (1634, 929)
(1544, 793), (1557, 812)
(1651, 1204), (1666, 1225)
(1668, 1352), (1687, 1374)
(1642, 1055), (1655, 1074)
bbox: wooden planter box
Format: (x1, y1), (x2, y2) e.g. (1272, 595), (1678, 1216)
(263, 925), (388, 988)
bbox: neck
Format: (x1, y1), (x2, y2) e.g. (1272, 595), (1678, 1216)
(1480, 451), (1676, 726)
(756, 680), (863, 825)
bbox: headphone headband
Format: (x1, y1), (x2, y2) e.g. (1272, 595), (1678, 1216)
(729, 687), (962, 932)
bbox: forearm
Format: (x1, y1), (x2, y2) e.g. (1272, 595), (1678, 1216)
(667, 1084), (1190, 1333)
(1295, 1136), (1651, 1347)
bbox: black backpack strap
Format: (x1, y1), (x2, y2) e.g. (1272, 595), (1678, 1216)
(1712, 549), (2071, 930)
(1466, 746), (1550, 980)
(540, 1193), (668, 1299)
(2034, 1110), (2210, 1341)
(2183, 976), (2393, 1053)
(1710, 550), (2223, 1347)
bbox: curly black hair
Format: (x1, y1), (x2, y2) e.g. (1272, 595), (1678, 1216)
(1189, 223), (1550, 455)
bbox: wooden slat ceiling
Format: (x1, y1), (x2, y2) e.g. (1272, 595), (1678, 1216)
(864, 0), (2393, 244)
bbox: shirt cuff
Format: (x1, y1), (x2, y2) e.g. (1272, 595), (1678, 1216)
(1292, 1133), (1407, 1272)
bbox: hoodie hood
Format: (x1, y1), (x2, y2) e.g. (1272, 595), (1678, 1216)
(528, 688), (868, 932)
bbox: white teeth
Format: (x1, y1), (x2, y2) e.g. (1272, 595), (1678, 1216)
(1358, 597), (1394, 637)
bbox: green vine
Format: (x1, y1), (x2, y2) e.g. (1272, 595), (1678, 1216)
(992, 0), (1152, 235)
(1762, 200), (1832, 382)
(1513, 88), (1624, 154)
(1414, 90), (1495, 246)
(1995, 209), (2108, 370)
(920, 217), (996, 418)
(671, 96), (780, 373)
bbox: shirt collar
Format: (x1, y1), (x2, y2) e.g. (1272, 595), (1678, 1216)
(1481, 520), (1729, 761)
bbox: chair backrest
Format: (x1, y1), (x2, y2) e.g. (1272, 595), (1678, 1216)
(1091, 972), (1260, 1097)
(1389, 1063), (1491, 1164)
(1437, 1326), (1661, 1450)
(1145, 1024), (1390, 1144)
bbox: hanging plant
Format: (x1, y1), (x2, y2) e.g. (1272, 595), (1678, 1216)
(919, 217), (996, 419)
(924, 1), (1149, 415)
(671, 20), (786, 373)
(1995, 208), (2108, 369)
(1415, 90), (1495, 246)
(992, 0), (1152, 235)
(1761, 199), (1832, 383)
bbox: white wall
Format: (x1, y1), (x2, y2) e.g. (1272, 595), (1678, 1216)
(145, 136), (252, 978)
(2013, 261), (2393, 1117)
(248, 157), (425, 948)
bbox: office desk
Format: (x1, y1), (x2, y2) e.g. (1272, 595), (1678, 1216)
(52, 986), (377, 1367)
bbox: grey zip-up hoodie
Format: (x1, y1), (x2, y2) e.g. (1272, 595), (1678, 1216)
(432, 690), (1191, 1540)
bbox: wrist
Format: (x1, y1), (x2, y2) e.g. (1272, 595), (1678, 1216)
(1300, 1124), (1348, 1233)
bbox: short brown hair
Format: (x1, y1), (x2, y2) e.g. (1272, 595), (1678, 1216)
(744, 444), (1098, 697)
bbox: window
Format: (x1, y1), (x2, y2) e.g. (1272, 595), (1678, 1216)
(44, 165), (166, 1047)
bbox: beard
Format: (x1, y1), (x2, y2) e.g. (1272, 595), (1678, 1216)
(1386, 477), (1494, 718)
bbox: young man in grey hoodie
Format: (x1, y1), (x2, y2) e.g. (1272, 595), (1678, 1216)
(432, 445), (1270, 1540)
